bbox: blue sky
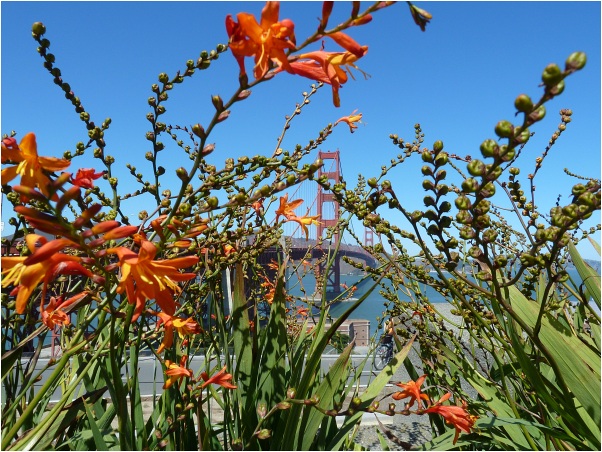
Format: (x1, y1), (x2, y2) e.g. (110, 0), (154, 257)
(2, 1), (601, 259)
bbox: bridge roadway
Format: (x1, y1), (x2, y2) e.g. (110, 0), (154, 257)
(259, 237), (378, 269)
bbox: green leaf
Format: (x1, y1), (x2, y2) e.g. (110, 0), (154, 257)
(509, 285), (601, 443)
(568, 241), (601, 309)
(83, 402), (109, 450)
(327, 335), (416, 451)
(301, 341), (353, 449)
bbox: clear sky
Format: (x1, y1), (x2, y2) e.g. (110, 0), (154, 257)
(1, 1), (601, 259)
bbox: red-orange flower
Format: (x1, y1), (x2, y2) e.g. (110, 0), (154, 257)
(335, 109), (363, 133)
(391, 375), (430, 409)
(275, 194), (304, 222)
(156, 312), (203, 353)
(288, 214), (320, 240)
(71, 168), (105, 188)
(107, 239), (198, 320)
(1, 133), (70, 200)
(1, 234), (87, 314)
(41, 291), (89, 329)
(226, 1), (296, 80)
(201, 365), (237, 389)
(423, 393), (476, 444)
(163, 356), (193, 389)
(286, 45), (368, 107)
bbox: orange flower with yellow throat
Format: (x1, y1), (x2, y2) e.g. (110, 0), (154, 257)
(1, 133), (70, 200)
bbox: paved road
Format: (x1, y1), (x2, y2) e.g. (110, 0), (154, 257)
(23, 348), (393, 403)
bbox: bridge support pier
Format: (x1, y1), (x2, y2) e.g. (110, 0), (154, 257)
(317, 150), (342, 296)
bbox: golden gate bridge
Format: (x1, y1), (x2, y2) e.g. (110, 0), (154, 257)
(265, 150), (378, 297)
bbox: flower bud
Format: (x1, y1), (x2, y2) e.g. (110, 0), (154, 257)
(461, 178), (479, 193)
(421, 166), (433, 176)
(495, 120), (514, 138)
(32, 22), (46, 35)
(514, 94), (533, 113)
(480, 139), (497, 158)
(367, 177), (378, 188)
(421, 150), (433, 162)
(256, 429), (271, 440)
(287, 388), (296, 399)
(455, 195), (472, 210)
(158, 73), (169, 83)
(565, 51), (587, 71)
(467, 160), (486, 177)
(528, 105), (546, 123)
(211, 95), (224, 112)
(176, 167), (189, 181)
(459, 226), (476, 239)
(192, 123), (205, 139)
(541, 63), (562, 87)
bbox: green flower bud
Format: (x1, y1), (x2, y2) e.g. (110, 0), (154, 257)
(158, 73), (169, 83)
(482, 228), (498, 243)
(565, 51), (587, 71)
(542, 63), (563, 87)
(211, 95), (224, 112)
(550, 80), (565, 96)
(410, 211), (423, 222)
(433, 140), (444, 152)
(176, 167), (189, 181)
(481, 182), (496, 198)
(528, 105), (546, 123)
(468, 246), (482, 258)
(467, 160), (486, 177)
(455, 195), (472, 210)
(514, 94), (533, 113)
(520, 253), (538, 267)
(367, 177), (378, 188)
(499, 145), (515, 162)
(427, 224), (440, 235)
(495, 120), (514, 138)
(434, 152), (448, 167)
(32, 22), (46, 35)
(456, 210), (472, 224)
(423, 209), (438, 221)
(514, 127), (530, 144)
(423, 196), (436, 207)
(192, 123), (205, 139)
(422, 179), (435, 191)
(421, 150), (433, 162)
(473, 199), (491, 215)
(494, 255), (508, 268)
(439, 201), (452, 213)
(480, 139), (498, 158)
(461, 178), (479, 193)
(509, 167), (520, 176)
(459, 226), (476, 239)
(421, 166), (433, 176)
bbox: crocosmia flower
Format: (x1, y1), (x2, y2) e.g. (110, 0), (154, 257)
(71, 168), (105, 188)
(1, 133), (70, 200)
(107, 239), (198, 319)
(201, 365), (237, 389)
(226, 1), (296, 79)
(163, 356), (193, 389)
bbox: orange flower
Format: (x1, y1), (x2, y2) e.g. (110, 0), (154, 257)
(297, 306), (309, 317)
(423, 393), (476, 445)
(163, 356), (193, 389)
(71, 168), (105, 188)
(1, 133), (70, 200)
(41, 291), (88, 329)
(335, 109), (363, 133)
(201, 365), (237, 389)
(286, 46), (368, 107)
(391, 375), (430, 409)
(275, 194), (303, 222)
(288, 214), (320, 240)
(1, 234), (87, 314)
(252, 198), (264, 215)
(226, 1), (296, 79)
(107, 239), (198, 320)
(156, 312), (202, 353)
